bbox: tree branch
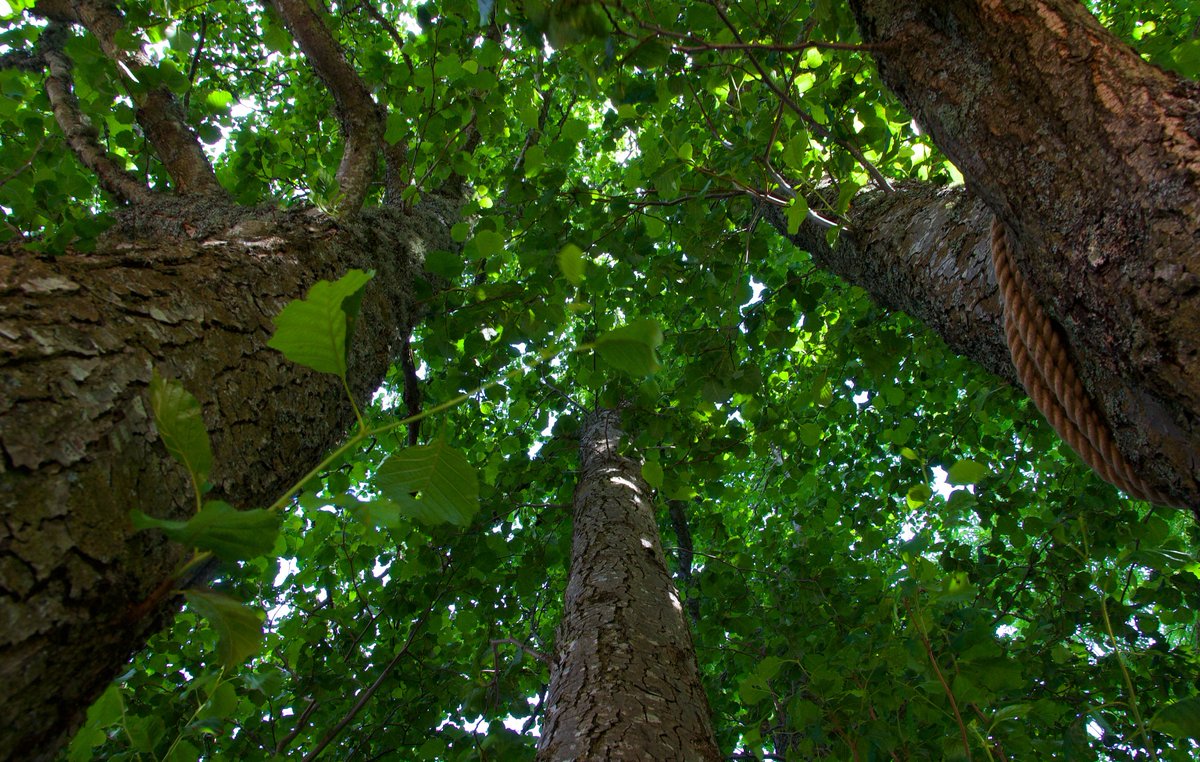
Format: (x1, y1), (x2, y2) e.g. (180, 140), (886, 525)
(39, 23), (153, 204)
(48, 0), (223, 196)
(299, 600), (438, 761)
(269, 0), (384, 216)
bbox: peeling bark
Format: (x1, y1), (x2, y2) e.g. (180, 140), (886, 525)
(844, 0), (1200, 508)
(0, 198), (452, 759)
(538, 409), (720, 761)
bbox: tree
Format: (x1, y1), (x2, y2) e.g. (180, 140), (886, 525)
(0, 0), (1198, 759)
(538, 408), (719, 760)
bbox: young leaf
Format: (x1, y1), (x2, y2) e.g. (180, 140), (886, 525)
(184, 589), (264, 668)
(641, 461), (664, 489)
(557, 243), (586, 285)
(372, 440), (480, 527)
(130, 501), (280, 561)
(593, 319), (663, 376)
(149, 371), (213, 485)
(946, 459), (988, 486)
(267, 269), (374, 378)
(785, 196), (809, 235)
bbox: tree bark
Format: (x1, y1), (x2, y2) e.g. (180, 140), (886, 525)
(537, 409), (720, 761)
(846, 0), (1200, 509)
(0, 197), (453, 759)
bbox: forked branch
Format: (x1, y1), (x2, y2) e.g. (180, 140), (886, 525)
(269, 0), (385, 215)
(31, 0), (223, 196)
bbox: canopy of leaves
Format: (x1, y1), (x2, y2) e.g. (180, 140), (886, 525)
(3, 0), (1197, 760)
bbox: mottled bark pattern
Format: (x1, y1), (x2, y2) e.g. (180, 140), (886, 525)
(850, 0), (1200, 507)
(537, 409), (720, 761)
(0, 198), (450, 758)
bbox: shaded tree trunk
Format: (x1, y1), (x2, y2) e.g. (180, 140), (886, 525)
(0, 197), (453, 759)
(840, 0), (1200, 508)
(537, 409), (720, 761)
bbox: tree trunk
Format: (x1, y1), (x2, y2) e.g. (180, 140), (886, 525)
(537, 409), (720, 761)
(846, 0), (1200, 508)
(0, 197), (452, 759)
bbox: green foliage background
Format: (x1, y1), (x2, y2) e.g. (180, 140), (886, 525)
(2, 0), (1199, 759)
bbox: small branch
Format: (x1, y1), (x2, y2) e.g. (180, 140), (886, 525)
(58, 0), (223, 195)
(0, 47), (44, 71)
(39, 23), (153, 203)
(709, 1), (892, 194)
(491, 638), (551, 666)
(401, 334), (421, 446)
(300, 602), (438, 762)
(269, 0), (384, 215)
(539, 378), (588, 415)
(274, 698), (320, 755)
(905, 597), (971, 760)
(181, 13), (208, 112)
(0, 135), (46, 191)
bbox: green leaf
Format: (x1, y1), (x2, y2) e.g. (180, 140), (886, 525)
(267, 269), (375, 378)
(593, 318), (663, 376)
(149, 371), (213, 485)
(87, 684), (124, 728)
(644, 215), (665, 238)
(184, 589), (264, 668)
(205, 90), (234, 109)
(641, 461), (664, 489)
(1152, 695), (1200, 739)
(785, 196), (809, 235)
(473, 230), (505, 257)
(130, 501), (280, 561)
(557, 243), (586, 285)
(738, 676), (771, 705)
(425, 249), (463, 280)
(373, 440), (480, 526)
(907, 484), (932, 509)
(946, 459), (988, 486)
(344, 498), (407, 530)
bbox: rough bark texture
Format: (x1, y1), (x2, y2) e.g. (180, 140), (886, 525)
(846, 0), (1200, 508)
(766, 182), (1015, 387)
(537, 409), (720, 762)
(0, 196), (453, 759)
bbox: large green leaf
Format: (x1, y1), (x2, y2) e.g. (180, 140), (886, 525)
(130, 500), (280, 561)
(1152, 696), (1200, 739)
(267, 269), (374, 378)
(149, 371), (213, 485)
(184, 589), (264, 668)
(593, 318), (663, 376)
(372, 440), (479, 527)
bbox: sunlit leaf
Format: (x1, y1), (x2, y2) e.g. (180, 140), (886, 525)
(267, 269), (375, 378)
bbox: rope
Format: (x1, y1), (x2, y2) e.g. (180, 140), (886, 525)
(990, 216), (1169, 505)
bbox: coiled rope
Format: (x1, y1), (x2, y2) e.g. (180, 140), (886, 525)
(990, 216), (1169, 505)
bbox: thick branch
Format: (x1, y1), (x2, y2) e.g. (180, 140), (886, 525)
(849, 0), (1200, 507)
(39, 24), (153, 204)
(269, 0), (383, 215)
(766, 181), (1014, 386)
(51, 0), (223, 195)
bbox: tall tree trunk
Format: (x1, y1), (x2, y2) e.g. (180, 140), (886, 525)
(845, 0), (1200, 508)
(0, 197), (453, 759)
(537, 408), (720, 761)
